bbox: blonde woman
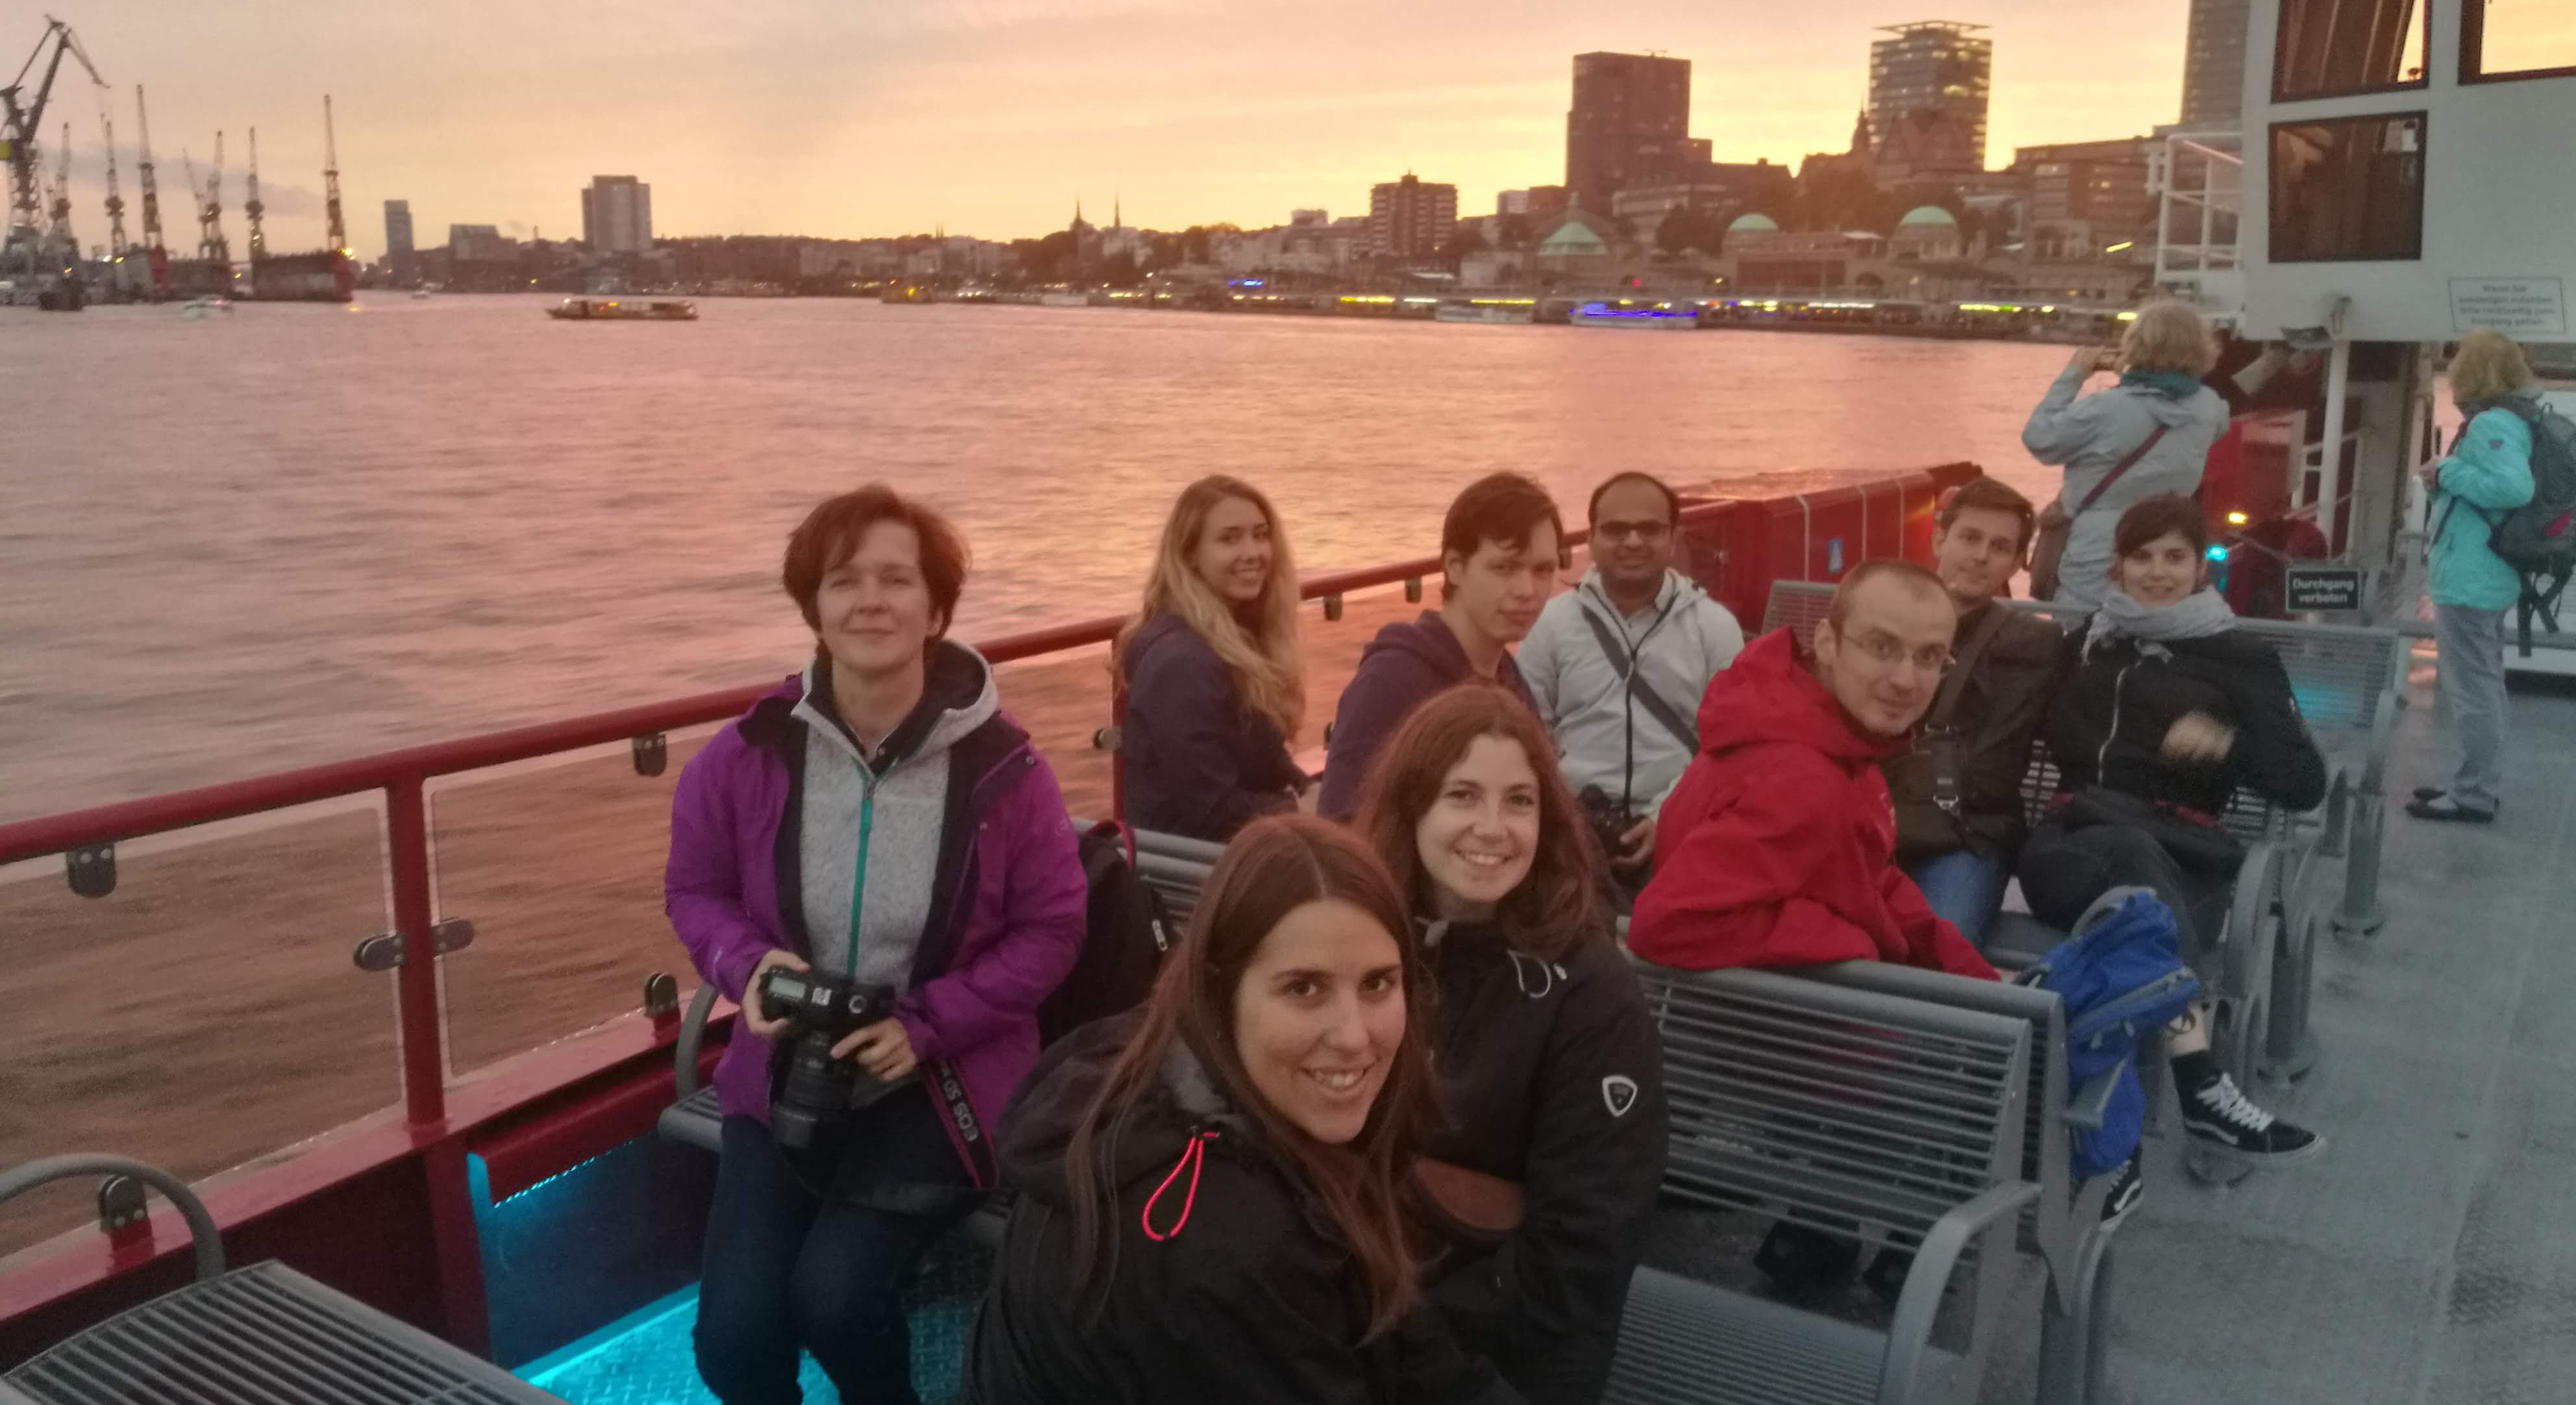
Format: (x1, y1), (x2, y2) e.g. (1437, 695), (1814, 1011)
(2410, 330), (2543, 824)
(1115, 476), (1311, 840)
(2024, 301), (2231, 611)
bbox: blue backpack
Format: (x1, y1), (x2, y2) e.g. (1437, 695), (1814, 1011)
(2025, 888), (2201, 1178)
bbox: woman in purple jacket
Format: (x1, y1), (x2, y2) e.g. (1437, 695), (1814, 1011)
(665, 484), (1087, 1405)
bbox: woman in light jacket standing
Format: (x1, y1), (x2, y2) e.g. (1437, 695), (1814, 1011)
(2410, 330), (2541, 823)
(1115, 475), (1311, 841)
(2024, 301), (2232, 612)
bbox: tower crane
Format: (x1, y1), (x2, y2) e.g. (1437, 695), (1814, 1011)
(100, 105), (128, 256)
(45, 119), (74, 258)
(243, 127), (264, 263)
(186, 131), (229, 266)
(3, 16), (107, 275)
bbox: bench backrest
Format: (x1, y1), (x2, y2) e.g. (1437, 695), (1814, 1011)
(1133, 828), (1224, 926)
(1629, 959), (2033, 1376)
(1761, 579), (2399, 741)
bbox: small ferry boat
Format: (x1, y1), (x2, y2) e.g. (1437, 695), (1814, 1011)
(1570, 299), (1699, 330)
(1433, 298), (1535, 325)
(546, 297), (697, 321)
(178, 295), (232, 319)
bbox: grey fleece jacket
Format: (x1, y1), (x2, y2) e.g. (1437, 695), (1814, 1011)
(791, 646), (999, 993)
(2023, 361), (2229, 612)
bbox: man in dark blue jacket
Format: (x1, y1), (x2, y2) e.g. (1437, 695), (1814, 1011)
(1319, 473), (1562, 818)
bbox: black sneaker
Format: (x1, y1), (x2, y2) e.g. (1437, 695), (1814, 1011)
(2098, 1149), (2145, 1230)
(2178, 1071), (2325, 1162)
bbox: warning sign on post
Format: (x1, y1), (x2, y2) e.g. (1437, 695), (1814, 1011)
(2286, 566), (2364, 614)
(2449, 278), (2568, 338)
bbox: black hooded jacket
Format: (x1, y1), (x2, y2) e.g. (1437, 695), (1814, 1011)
(1120, 610), (1307, 842)
(1320, 612), (1536, 820)
(2042, 621), (2328, 817)
(967, 1017), (1520, 1405)
(1415, 920), (1667, 1405)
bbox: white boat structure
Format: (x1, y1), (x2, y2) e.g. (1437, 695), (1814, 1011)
(178, 296), (233, 319)
(546, 297), (697, 321)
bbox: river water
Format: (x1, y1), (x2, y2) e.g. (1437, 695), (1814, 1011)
(0, 294), (2072, 824)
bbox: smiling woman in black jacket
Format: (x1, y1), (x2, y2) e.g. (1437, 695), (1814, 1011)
(1353, 685), (1667, 1405)
(1115, 476), (1311, 841)
(968, 815), (1517, 1405)
(2018, 495), (2327, 1182)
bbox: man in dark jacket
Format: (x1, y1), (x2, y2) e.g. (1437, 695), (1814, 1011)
(1319, 474), (1561, 818)
(1630, 562), (1996, 980)
(1888, 478), (2066, 948)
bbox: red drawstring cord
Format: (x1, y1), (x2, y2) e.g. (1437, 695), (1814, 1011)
(1141, 1130), (1217, 1242)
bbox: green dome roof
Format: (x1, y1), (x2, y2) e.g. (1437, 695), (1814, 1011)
(1898, 205), (1959, 227)
(1726, 212), (1780, 233)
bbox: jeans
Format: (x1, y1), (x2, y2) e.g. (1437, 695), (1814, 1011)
(2018, 821), (2233, 971)
(1905, 849), (2009, 950)
(2433, 603), (2509, 814)
(694, 1115), (965, 1405)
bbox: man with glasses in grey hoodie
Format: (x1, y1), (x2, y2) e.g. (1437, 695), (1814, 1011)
(1517, 472), (1743, 893)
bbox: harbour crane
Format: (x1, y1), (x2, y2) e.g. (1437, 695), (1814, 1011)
(321, 95), (344, 255)
(43, 119), (73, 256)
(134, 84), (163, 256)
(3, 16), (107, 276)
(100, 105), (128, 256)
(184, 131), (228, 266)
(243, 127), (264, 263)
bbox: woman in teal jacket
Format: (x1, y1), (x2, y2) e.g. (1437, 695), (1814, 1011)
(2411, 330), (2540, 823)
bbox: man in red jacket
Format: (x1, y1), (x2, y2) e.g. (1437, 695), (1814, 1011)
(1630, 560), (1997, 980)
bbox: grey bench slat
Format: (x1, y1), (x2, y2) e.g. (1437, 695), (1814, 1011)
(5, 1262), (565, 1404)
(1605, 1266), (1898, 1405)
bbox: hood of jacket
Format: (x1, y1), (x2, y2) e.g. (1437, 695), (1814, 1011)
(793, 638), (1000, 768)
(1357, 610), (1477, 684)
(2116, 379), (2223, 429)
(1574, 565), (1706, 617)
(1000, 1014), (1249, 1210)
(1695, 628), (1898, 767)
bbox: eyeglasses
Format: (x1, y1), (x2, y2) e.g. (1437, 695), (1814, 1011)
(1592, 521), (1672, 544)
(1836, 628), (1952, 675)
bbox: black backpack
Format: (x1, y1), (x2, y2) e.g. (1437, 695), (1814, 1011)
(1035, 821), (1176, 1047)
(2457, 398), (2576, 653)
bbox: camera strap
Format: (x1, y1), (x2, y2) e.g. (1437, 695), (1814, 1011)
(1578, 603), (1698, 755)
(926, 1058), (1000, 1189)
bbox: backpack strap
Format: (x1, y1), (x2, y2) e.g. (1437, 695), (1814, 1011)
(2074, 422), (2172, 515)
(1926, 603), (2015, 732)
(1577, 601), (1699, 754)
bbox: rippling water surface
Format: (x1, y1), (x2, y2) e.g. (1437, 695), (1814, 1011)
(0, 294), (2072, 822)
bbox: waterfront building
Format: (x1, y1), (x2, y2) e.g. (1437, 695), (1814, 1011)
(580, 176), (653, 254)
(1368, 173), (1458, 260)
(384, 199), (415, 282)
(2180, 0), (2250, 127)
(1565, 51), (1710, 214)
(448, 224), (513, 264)
(2013, 137), (2155, 261)
(1610, 160), (1796, 236)
(1498, 186), (1570, 221)
(1869, 21), (1992, 180)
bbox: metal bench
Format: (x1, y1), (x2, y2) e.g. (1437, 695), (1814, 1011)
(1760, 578), (2365, 1088)
(0, 1156), (569, 1405)
(1611, 962), (2039, 1405)
(1796, 960), (2125, 1405)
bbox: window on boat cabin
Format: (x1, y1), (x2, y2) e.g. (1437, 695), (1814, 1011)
(2463, 0), (2576, 82)
(2273, 0), (2429, 100)
(2268, 113), (2426, 263)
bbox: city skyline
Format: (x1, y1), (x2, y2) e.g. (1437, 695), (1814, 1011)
(36, 2), (2203, 258)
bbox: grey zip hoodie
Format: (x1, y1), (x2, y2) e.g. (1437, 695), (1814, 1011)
(791, 643), (999, 993)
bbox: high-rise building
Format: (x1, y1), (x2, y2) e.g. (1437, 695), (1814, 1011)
(2179, 0), (2250, 127)
(1868, 21), (1993, 179)
(580, 175), (653, 253)
(384, 199), (415, 280)
(1368, 174), (1458, 260)
(2014, 138), (2155, 259)
(1565, 52), (1711, 214)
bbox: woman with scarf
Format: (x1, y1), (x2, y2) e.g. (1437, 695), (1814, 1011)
(2018, 494), (2328, 1178)
(2023, 301), (2232, 611)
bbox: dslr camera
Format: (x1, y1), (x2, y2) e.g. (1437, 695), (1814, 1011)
(756, 966), (898, 1150)
(1577, 784), (1641, 864)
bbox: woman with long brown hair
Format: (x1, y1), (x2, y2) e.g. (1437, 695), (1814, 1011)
(967, 815), (1517, 1405)
(1115, 475), (1311, 840)
(1352, 684), (1667, 1405)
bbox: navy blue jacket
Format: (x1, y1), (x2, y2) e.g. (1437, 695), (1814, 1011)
(1120, 611), (1307, 841)
(1319, 612), (1535, 820)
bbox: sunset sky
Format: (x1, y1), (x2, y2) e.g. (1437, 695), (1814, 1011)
(35, 2), (2205, 256)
